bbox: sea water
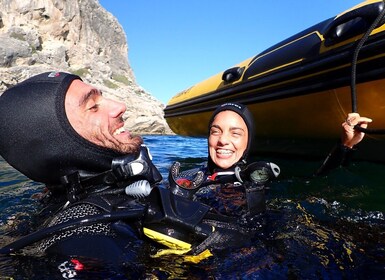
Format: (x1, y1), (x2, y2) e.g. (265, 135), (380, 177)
(0, 135), (384, 279)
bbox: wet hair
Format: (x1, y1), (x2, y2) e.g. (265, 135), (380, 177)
(0, 71), (123, 185)
(207, 102), (255, 173)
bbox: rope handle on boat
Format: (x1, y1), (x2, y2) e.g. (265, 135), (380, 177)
(350, 0), (385, 134)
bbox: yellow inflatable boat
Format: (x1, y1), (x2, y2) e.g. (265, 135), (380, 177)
(164, 0), (385, 162)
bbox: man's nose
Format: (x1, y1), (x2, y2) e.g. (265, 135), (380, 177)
(107, 98), (127, 117)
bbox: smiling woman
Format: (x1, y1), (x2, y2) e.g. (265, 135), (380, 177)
(166, 102), (279, 218)
(207, 103), (255, 173)
(208, 110), (248, 170)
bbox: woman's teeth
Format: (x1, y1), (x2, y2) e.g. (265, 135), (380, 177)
(217, 149), (232, 155)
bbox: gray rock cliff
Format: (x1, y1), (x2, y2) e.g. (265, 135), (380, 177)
(0, 0), (172, 134)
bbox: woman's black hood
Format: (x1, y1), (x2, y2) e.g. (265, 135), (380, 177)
(207, 102), (255, 174)
(0, 71), (123, 185)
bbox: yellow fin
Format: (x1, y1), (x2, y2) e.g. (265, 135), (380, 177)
(143, 227), (192, 250)
(183, 249), (213, 264)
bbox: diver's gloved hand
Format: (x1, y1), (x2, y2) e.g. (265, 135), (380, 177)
(235, 161), (280, 185)
(168, 162), (205, 198)
(112, 144), (162, 184)
(191, 220), (251, 255)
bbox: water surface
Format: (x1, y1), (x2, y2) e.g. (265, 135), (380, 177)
(0, 135), (384, 279)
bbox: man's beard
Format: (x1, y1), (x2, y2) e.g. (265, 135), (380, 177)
(112, 135), (144, 154)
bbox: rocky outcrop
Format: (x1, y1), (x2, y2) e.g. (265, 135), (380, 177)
(0, 0), (172, 134)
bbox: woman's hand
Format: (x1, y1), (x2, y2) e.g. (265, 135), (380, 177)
(342, 113), (372, 148)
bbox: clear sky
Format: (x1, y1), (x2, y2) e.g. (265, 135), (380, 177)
(99, 0), (362, 105)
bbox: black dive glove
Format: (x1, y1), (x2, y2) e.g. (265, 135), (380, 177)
(315, 142), (356, 176)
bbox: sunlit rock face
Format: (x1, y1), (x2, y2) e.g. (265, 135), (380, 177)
(0, 0), (172, 134)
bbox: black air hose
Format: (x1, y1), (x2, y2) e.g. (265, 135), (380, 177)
(351, 0), (385, 134)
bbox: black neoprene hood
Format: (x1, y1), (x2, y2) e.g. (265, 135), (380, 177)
(207, 102), (256, 173)
(0, 71), (122, 185)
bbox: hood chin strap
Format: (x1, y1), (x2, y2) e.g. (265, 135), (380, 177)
(60, 145), (163, 202)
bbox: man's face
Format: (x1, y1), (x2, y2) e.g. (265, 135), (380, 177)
(65, 79), (143, 154)
(208, 110), (248, 169)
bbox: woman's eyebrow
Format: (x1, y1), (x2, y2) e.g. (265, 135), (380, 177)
(210, 124), (221, 129)
(210, 124), (245, 130)
(230, 127), (245, 131)
(78, 89), (101, 106)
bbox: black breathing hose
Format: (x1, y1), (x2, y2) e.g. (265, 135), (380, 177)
(0, 209), (145, 255)
(351, 0), (385, 134)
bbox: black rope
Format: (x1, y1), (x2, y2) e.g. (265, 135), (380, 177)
(351, 0), (385, 134)
(354, 125), (385, 133)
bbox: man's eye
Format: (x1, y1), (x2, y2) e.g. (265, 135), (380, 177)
(87, 103), (100, 111)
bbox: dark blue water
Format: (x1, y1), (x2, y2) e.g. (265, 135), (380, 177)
(0, 135), (384, 279)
